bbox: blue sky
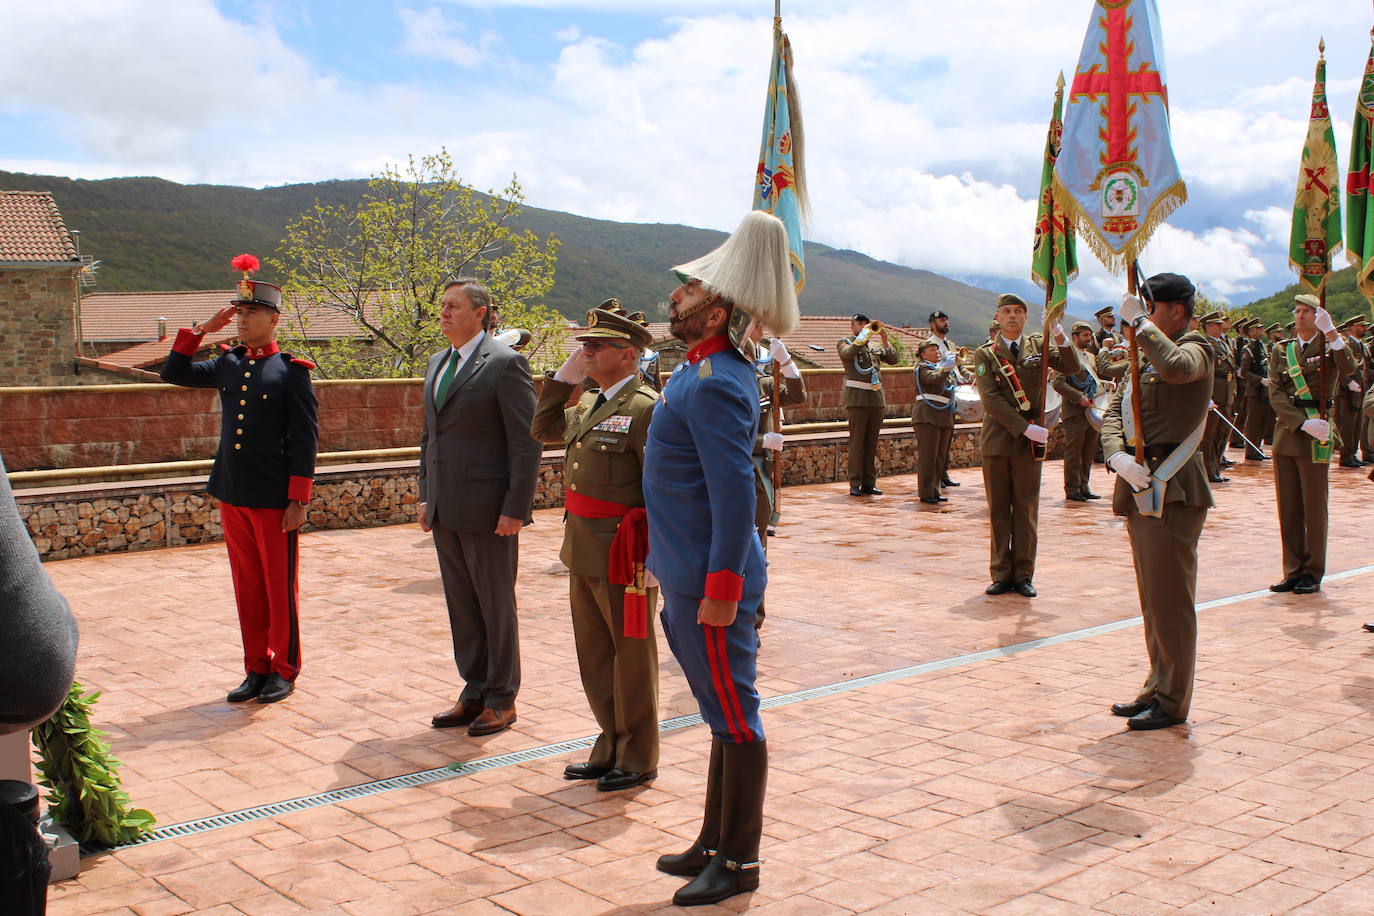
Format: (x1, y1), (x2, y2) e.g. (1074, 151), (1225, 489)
(1, 0), (1371, 310)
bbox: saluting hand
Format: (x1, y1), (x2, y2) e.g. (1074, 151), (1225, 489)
(197, 304), (239, 335)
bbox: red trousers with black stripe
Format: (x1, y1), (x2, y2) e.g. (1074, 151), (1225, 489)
(220, 503), (302, 680)
(659, 589), (764, 743)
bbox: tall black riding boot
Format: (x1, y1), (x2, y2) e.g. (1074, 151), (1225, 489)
(672, 739), (767, 907)
(656, 739), (723, 877)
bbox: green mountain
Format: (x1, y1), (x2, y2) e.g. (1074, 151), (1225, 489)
(0, 170), (1002, 340)
(1239, 264), (1373, 327)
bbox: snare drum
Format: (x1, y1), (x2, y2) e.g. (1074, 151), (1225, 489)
(953, 384), (983, 423)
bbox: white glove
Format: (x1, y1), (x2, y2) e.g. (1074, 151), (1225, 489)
(939, 353), (957, 368)
(1350, 380), (1363, 393)
(1261, 378), (1271, 387)
(1314, 307), (1336, 334)
(1300, 418), (1330, 441)
(768, 337), (790, 363)
(761, 432), (784, 451)
(1023, 424), (1049, 445)
(1048, 321), (1067, 343)
(554, 349), (590, 385)
(1119, 293), (1145, 326)
(1107, 451), (1152, 490)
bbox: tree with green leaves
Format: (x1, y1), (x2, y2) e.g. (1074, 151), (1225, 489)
(272, 149), (563, 378)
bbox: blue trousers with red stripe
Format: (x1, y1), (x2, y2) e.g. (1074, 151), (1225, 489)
(659, 589), (764, 744)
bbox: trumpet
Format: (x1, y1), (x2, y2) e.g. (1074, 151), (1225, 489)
(867, 320), (886, 334)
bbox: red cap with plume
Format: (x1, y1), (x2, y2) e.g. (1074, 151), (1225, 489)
(232, 254), (259, 302)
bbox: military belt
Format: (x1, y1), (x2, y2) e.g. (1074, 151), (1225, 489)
(1124, 443), (1182, 460)
(1292, 397), (1333, 409)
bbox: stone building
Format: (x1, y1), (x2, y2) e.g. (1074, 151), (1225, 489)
(0, 191), (84, 386)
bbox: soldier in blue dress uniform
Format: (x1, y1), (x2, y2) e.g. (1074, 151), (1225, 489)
(645, 212), (799, 907)
(160, 255), (318, 705)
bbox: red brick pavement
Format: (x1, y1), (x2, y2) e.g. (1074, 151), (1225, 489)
(39, 448), (1374, 914)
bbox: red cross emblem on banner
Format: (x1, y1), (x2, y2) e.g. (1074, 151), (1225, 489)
(1069, 4), (1168, 169)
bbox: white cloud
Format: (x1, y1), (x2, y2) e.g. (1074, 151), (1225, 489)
(399, 6), (498, 68)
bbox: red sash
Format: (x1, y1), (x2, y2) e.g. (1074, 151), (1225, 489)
(565, 491), (651, 638)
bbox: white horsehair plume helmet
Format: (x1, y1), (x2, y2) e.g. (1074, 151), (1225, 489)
(672, 211), (800, 346)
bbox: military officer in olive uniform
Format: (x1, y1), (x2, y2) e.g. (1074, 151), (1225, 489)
(1335, 316), (1367, 468)
(912, 339), (958, 504)
(839, 314), (899, 495)
(531, 301), (662, 792)
(1267, 295), (1357, 595)
(1053, 321), (1106, 501)
(1101, 273), (1214, 731)
(160, 255), (318, 705)
(750, 330), (806, 635)
(1238, 318), (1273, 460)
(1092, 305), (1117, 353)
(1199, 311), (1235, 483)
(973, 293), (1079, 597)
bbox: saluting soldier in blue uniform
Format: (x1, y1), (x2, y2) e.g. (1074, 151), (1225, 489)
(646, 212), (799, 907)
(161, 254), (318, 705)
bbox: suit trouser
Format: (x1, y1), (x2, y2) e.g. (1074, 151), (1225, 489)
(431, 520), (521, 709)
(660, 589), (764, 744)
(1274, 454), (1330, 583)
(1335, 396), (1360, 462)
(569, 575), (660, 773)
(1125, 503), (1206, 720)
(846, 405), (884, 488)
(982, 451), (1041, 583)
(914, 422), (952, 501)
(1060, 415), (1098, 496)
(220, 502), (301, 680)
(1242, 396), (1270, 458)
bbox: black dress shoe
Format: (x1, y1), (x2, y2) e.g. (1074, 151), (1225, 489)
(919, 496), (942, 504)
(1340, 459), (1363, 469)
(1270, 577), (1300, 593)
(1083, 491), (1102, 500)
(1127, 700), (1185, 731)
(1207, 474), (1229, 483)
(596, 768), (656, 792)
(1067, 493), (1088, 502)
(1364, 622), (1374, 633)
(941, 477), (961, 487)
(936, 495), (948, 502)
(1013, 580), (1037, 598)
(1293, 577), (1320, 595)
(255, 673), (294, 704)
(1111, 700), (1151, 717)
(672, 856), (760, 907)
(859, 485), (883, 495)
(657, 842), (713, 877)
(1222, 458), (1236, 468)
(849, 485), (863, 496)
(227, 673), (268, 703)
(563, 762), (612, 781)
(986, 581), (1013, 595)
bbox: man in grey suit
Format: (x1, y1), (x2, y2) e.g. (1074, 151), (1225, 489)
(419, 278), (542, 737)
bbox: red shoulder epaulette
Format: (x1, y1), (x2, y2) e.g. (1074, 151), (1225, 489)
(219, 342), (232, 351)
(287, 356), (316, 370)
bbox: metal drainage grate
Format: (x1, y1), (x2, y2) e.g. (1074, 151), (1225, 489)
(87, 563), (1374, 856)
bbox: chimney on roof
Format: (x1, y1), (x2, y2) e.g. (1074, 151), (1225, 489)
(157, 317), (168, 340)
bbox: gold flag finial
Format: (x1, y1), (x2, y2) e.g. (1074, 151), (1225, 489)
(1319, 37), (1326, 58)
(1055, 70), (1065, 94)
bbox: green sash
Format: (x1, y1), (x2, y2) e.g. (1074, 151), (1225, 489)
(1285, 340), (1331, 464)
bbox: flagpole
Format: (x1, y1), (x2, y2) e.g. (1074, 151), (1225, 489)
(1318, 37), (1330, 424)
(1035, 242), (1054, 464)
(1127, 264), (1146, 467)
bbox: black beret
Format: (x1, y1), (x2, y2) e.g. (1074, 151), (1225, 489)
(1140, 272), (1195, 303)
(928, 310), (949, 322)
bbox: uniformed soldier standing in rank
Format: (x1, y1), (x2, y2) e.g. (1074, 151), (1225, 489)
(1267, 295), (1357, 595)
(1227, 318), (1253, 448)
(1092, 304), (1117, 353)
(1053, 321), (1106, 501)
(926, 310), (967, 489)
(1238, 318), (1273, 461)
(531, 301), (662, 792)
(973, 293), (1079, 597)
(646, 211), (798, 907)
(1199, 311), (1235, 483)
(1349, 315), (1373, 463)
(1335, 316), (1367, 468)
(160, 254), (318, 705)
(1100, 274), (1214, 731)
(912, 339), (958, 505)
(838, 314), (898, 495)
(749, 327), (806, 639)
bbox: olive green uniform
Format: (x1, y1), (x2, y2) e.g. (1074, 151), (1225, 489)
(1100, 324), (1214, 720)
(1335, 333), (1366, 465)
(1267, 336), (1357, 585)
(973, 334), (1080, 584)
(1203, 333), (1236, 478)
(912, 361), (957, 502)
(1052, 345), (1103, 499)
(838, 334), (898, 489)
(1238, 336), (1273, 459)
(532, 374), (662, 774)
(753, 370), (806, 629)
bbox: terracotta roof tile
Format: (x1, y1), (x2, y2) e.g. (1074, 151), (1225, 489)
(0, 191), (78, 262)
(80, 290), (371, 343)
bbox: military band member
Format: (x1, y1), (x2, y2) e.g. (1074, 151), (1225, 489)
(531, 301), (661, 791)
(1053, 321), (1105, 501)
(1092, 304), (1117, 353)
(1335, 316), (1367, 468)
(647, 212), (797, 906)
(973, 293), (1079, 597)
(751, 330), (806, 636)
(1267, 295), (1356, 594)
(927, 310), (966, 488)
(1238, 318), (1273, 460)
(912, 339), (957, 504)
(1101, 273), (1213, 731)
(1096, 335), (1129, 380)
(839, 314), (898, 495)
(160, 255), (318, 704)
(1199, 311), (1235, 483)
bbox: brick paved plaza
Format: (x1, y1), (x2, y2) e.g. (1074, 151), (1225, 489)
(38, 454), (1374, 915)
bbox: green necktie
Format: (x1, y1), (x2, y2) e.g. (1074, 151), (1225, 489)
(435, 349), (462, 407)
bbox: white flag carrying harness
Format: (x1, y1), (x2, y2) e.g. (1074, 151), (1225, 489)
(1120, 377), (1208, 519)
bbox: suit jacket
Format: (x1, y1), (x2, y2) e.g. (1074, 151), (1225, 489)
(1100, 325), (1215, 515)
(973, 334), (1080, 456)
(838, 336), (898, 408)
(1267, 335), (1357, 456)
(419, 334), (541, 531)
(531, 374), (659, 578)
